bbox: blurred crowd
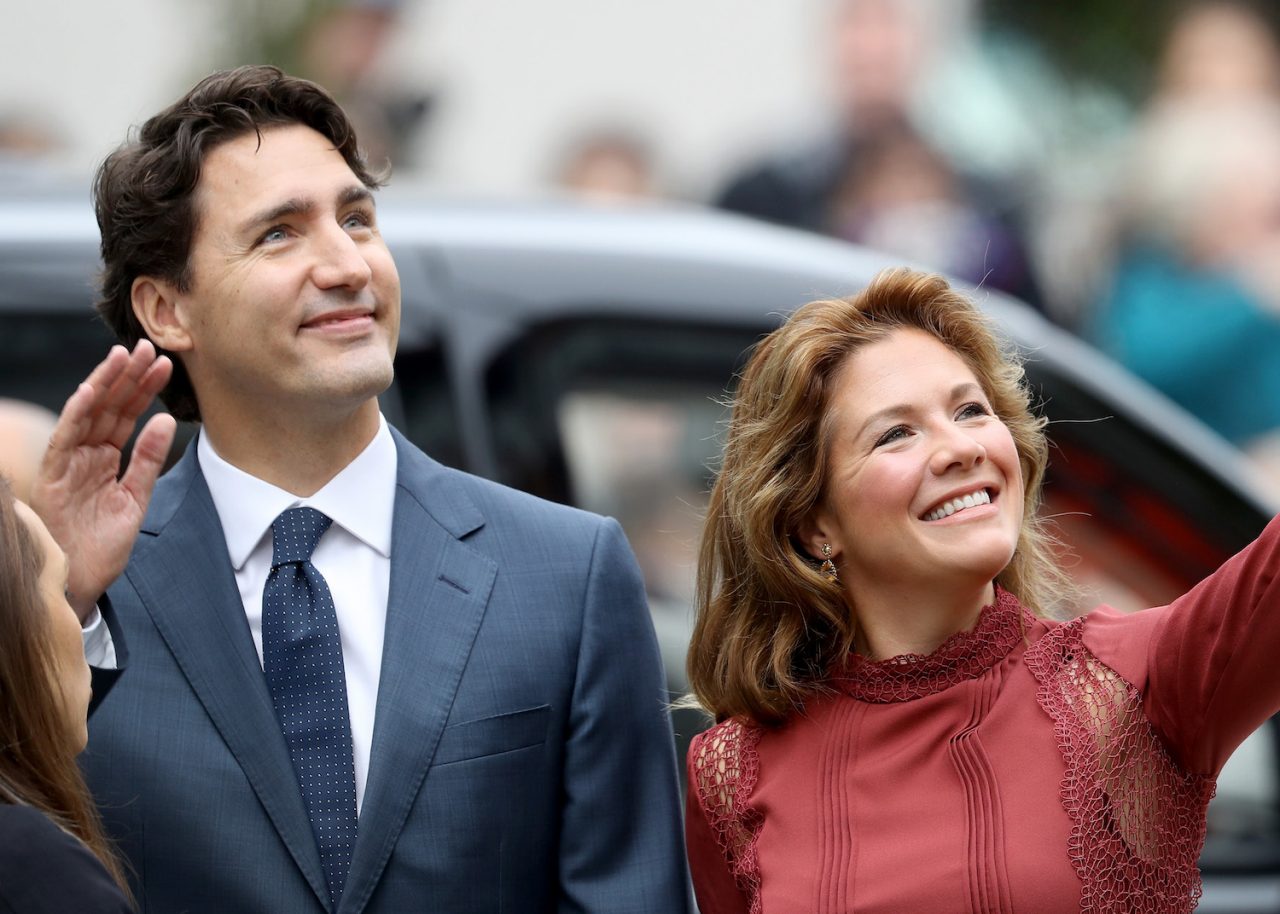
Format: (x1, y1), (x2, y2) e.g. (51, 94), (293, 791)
(7, 0), (1280, 481)
(557, 0), (1280, 487)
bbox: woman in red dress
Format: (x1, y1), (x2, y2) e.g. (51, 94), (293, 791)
(684, 268), (1276, 913)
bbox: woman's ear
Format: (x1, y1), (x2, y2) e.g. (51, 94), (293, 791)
(797, 507), (839, 564)
(131, 276), (193, 353)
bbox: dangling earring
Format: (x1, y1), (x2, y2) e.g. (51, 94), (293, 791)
(820, 543), (838, 584)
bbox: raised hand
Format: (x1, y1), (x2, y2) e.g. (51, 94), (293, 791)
(30, 340), (177, 622)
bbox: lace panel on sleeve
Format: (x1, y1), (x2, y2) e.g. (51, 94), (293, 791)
(1025, 619), (1216, 914)
(691, 718), (764, 914)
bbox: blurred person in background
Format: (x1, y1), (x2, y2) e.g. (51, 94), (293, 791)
(826, 119), (1035, 299)
(0, 347), (173, 913)
(685, 268), (1280, 913)
(0, 112), (67, 194)
(0, 399), (57, 503)
(297, 0), (433, 169)
(553, 127), (662, 203)
(1091, 1), (1280, 460)
(0, 114), (61, 158)
(715, 0), (1040, 305)
(1157, 0), (1280, 99)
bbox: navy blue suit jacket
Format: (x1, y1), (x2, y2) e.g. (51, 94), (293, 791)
(83, 428), (690, 913)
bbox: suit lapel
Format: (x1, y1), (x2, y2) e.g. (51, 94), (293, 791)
(340, 435), (495, 914)
(128, 447), (332, 911)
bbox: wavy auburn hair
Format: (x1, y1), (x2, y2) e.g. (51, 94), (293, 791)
(687, 269), (1067, 726)
(0, 479), (131, 897)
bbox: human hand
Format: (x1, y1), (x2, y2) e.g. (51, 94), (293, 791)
(30, 341), (176, 622)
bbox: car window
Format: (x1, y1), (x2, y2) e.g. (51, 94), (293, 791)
(559, 387), (720, 689)
(0, 310), (118, 413)
(393, 340), (465, 471)
(1207, 725), (1280, 870)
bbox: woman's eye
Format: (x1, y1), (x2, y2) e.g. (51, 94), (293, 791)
(956, 402), (990, 421)
(874, 425), (909, 447)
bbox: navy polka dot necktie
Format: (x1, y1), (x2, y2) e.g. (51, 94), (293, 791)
(262, 507), (358, 906)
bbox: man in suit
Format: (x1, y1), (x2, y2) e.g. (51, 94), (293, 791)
(32, 65), (690, 913)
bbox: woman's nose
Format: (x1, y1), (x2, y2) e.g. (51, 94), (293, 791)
(930, 425), (986, 475)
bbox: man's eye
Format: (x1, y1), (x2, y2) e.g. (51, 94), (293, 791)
(875, 426), (909, 447)
(260, 226), (289, 245)
(343, 211), (372, 230)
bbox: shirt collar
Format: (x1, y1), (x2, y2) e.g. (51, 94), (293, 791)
(198, 415), (397, 570)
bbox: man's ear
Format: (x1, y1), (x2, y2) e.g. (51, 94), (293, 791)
(797, 507), (840, 564)
(131, 276), (193, 353)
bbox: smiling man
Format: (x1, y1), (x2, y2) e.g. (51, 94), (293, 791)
(32, 66), (689, 913)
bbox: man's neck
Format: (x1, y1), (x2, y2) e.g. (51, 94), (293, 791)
(199, 399), (382, 497)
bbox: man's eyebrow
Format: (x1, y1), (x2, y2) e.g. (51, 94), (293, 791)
(239, 185), (375, 236)
(240, 197), (313, 235)
(340, 185), (375, 209)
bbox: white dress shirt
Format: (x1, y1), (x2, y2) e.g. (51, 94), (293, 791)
(84, 416), (397, 816)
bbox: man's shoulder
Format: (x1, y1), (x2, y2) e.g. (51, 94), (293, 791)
(392, 433), (611, 542)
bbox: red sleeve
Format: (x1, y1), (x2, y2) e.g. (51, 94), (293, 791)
(1141, 512), (1280, 775)
(685, 733), (751, 914)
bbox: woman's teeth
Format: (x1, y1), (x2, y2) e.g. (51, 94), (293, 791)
(925, 489), (991, 522)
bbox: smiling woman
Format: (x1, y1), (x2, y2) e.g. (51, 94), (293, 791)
(684, 268), (1280, 914)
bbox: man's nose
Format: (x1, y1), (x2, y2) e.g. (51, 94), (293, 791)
(311, 224), (373, 290)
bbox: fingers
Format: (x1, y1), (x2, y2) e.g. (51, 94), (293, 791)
(119, 412), (178, 511)
(40, 380), (99, 480)
(90, 340), (168, 448)
(41, 340), (173, 479)
(43, 338), (134, 467)
(109, 352), (174, 449)
(79, 344), (132, 406)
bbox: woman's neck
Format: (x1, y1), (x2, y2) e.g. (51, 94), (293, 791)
(850, 580), (996, 661)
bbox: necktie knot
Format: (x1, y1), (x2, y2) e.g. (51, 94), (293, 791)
(271, 507), (333, 567)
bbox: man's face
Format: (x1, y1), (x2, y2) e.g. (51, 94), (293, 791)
(175, 123), (400, 424)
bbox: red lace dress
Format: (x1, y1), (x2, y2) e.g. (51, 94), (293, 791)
(686, 516), (1280, 914)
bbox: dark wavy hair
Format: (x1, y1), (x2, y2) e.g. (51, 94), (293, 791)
(0, 478), (131, 898)
(93, 64), (384, 422)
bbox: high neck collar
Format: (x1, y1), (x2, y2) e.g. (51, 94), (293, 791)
(832, 587), (1035, 703)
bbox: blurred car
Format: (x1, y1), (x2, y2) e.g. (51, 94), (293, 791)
(2, 189), (1279, 910)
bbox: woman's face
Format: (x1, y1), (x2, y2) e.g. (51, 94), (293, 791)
(804, 328), (1024, 600)
(16, 500), (90, 752)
